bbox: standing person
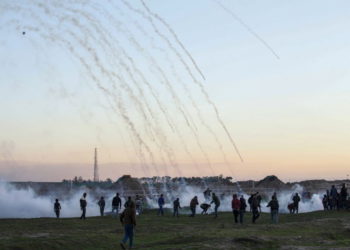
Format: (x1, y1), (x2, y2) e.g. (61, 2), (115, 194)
(322, 194), (328, 211)
(292, 193), (301, 214)
(251, 194), (260, 223)
(256, 192), (262, 213)
(112, 193), (122, 217)
(248, 194), (254, 212)
(98, 197), (105, 216)
(173, 198), (181, 217)
(231, 194), (241, 223)
(135, 195), (142, 215)
(330, 185), (338, 210)
(210, 193), (220, 218)
(267, 195), (279, 224)
(340, 183), (348, 209)
(239, 195), (247, 224)
(120, 202), (136, 250)
(189, 196), (199, 217)
(80, 193), (87, 220)
(157, 194), (165, 216)
(231, 194), (240, 223)
(124, 196), (133, 209)
(54, 199), (61, 219)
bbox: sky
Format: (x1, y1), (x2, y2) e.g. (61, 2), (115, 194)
(1, 0), (350, 182)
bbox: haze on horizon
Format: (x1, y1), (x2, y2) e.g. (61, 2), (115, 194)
(1, 0), (350, 182)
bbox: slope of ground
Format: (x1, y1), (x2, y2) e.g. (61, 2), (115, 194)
(0, 210), (349, 249)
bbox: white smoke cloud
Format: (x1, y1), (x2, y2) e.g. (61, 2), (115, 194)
(0, 181), (325, 218)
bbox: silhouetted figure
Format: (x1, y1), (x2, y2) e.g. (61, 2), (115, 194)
(173, 198), (181, 217)
(292, 193), (301, 214)
(124, 196), (133, 209)
(322, 194), (328, 211)
(54, 199), (61, 218)
(135, 195), (143, 215)
(157, 194), (165, 216)
(98, 197), (105, 216)
(211, 193), (220, 218)
(232, 194), (240, 223)
(267, 195), (279, 224)
(120, 202), (136, 250)
(239, 195), (247, 224)
(190, 196), (199, 217)
(251, 194), (260, 223)
(80, 193), (87, 219)
(330, 185), (338, 210)
(112, 193), (122, 216)
(256, 192), (262, 213)
(200, 203), (211, 214)
(340, 183), (348, 209)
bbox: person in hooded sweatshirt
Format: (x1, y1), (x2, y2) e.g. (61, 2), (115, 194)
(80, 193), (87, 219)
(54, 199), (61, 218)
(120, 202), (136, 249)
(231, 194), (240, 223)
(267, 195), (279, 224)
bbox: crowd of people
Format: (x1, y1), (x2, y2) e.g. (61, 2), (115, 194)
(52, 184), (348, 249)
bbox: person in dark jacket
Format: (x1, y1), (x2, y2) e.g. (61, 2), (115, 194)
(251, 194), (260, 223)
(231, 194), (240, 223)
(54, 199), (61, 218)
(322, 194), (328, 211)
(211, 193), (220, 218)
(157, 194), (165, 216)
(124, 196), (133, 209)
(173, 198), (181, 217)
(292, 193), (301, 214)
(80, 193), (87, 219)
(98, 196), (105, 216)
(329, 185), (338, 210)
(267, 195), (279, 223)
(120, 202), (136, 250)
(239, 195), (247, 224)
(200, 203), (211, 214)
(112, 193), (122, 217)
(190, 196), (199, 217)
(340, 183), (348, 209)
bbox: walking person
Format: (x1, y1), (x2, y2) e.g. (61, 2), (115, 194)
(189, 196), (199, 217)
(80, 193), (87, 220)
(267, 195), (279, 224)
(173, 198), (181, 217)
(54, 199), (61, 219)
(292, 193), (301, 214)
(112, 193), (122, 217)
(157, 194), (165, 216)
(239, 195), (247, 224)
(98, 196), (105, 216)
(210, 193), (220, 218)
(251, 194), (260, 223)
(231, 194), (240, 223)
(120, 202), (136, 250)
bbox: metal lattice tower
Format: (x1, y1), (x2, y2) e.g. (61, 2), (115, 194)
(93, 148), (99, 182)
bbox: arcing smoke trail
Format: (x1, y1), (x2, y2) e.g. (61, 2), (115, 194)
(212, 0), (280, 60)
(123, 0), (244, 163)
(140, 0), (206, 81)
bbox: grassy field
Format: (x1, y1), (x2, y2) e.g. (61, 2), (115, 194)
(0, 209), (349, 249)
